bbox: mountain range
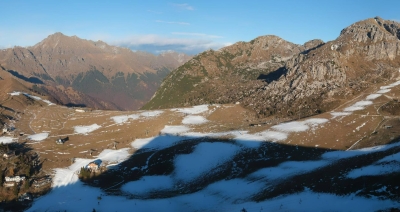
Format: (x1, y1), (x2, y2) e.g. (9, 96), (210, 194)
(0, 33), (191, 110)
(144, 17), (400, 120)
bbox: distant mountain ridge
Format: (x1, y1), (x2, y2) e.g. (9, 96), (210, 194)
(144, 17), (400, 120)
(0, 33), (191, 110)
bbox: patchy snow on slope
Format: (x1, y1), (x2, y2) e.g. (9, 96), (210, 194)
(9, 91), (21, 96)
(121, 176), (174, 195)
(140, 110), (163, 117)
(377, 89), (391, 94)
(347, 163), (399, 179)
(174, 142), (240, 182)
(303, 118), (329, 126)
(366, 94), (382, 100)
(0, 136), (16, 144)
(111, 114), (140, 124)
(74, 124), (101, 134)
(161, 125), (190, 134)
(234, 133), (267, 148)
(344, 101), (373, 112)
(331, 112), (352, 117)
(9, 91), (55, 105)
(249, 160), (329, 181)
(204, 178), (264, 201)
(271, 121), (309, 132)
(235, 130), (288, 147)
(259, 130), (288, 141)
(27, 132), (49, 141)
(378, 152), (400, 163)
(97, 148), (130, 163)
(322, 141), (400, 160)
(131, 135), (187, 151)
(173, 105), (209, 114)
(182, 115), (208, 125)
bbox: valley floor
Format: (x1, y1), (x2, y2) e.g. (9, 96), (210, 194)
(1, 79), (400, 211)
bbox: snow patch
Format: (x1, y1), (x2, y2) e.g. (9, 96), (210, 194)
(331, 112), (352, 117)
(121, 176), (174, 195)
(140, 110), (163, 117)
(0, 136), (16, 144)
(173, 105), (209, 114)
(161, 125), (190, 134)
(131, 135), (188, 151)
(27, 133), (49, 141)
(344, 100), (373, 112)
(182, 115), (208, 125)
(366, 94), (382, 100)
(271, 121), (309, 132)
(74, 124), (101, 134)
(377, 89), (391, 94)
(174, 142), (239, 182)
(111, 114), (140, 124)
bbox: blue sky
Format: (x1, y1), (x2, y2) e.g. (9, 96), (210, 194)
(0, 1), (399, 54)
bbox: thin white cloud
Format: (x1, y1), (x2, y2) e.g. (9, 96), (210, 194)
(156, 20), (190, 25)
(110, 34), (230, 55)
(172, 32), (223, 38)
(172, 3), (194, 10)
(147, 10), (162, 14)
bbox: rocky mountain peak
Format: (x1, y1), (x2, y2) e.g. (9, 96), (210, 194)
(338, 17), (400, 43)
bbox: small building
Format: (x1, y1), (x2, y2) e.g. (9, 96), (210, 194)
(3, 181), (15, 187)
(87, 162), (99, 172)
(86, 160), (102, 172)
(5, 175), (26, 183)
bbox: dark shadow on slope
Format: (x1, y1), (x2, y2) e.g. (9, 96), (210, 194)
(65, 103), (87, 108)
(257, 67), (287, 83)
(301, 43), (325, 55)
(8, 70), (44, 84)
(0, 104), (16, 113)
(23, 133), (400, 211)
(83, 133), (400, 202)
(0, 142), (44, 211)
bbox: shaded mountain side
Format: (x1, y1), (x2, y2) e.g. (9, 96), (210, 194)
(0, 33), (191, 110)
(144, 17), (400, 120)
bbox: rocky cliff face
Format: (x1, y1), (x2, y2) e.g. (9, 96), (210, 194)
(145, 17), (400, 120)
(0, 33), (191, 110)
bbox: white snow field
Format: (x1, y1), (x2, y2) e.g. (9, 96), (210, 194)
(9, 91), (54, 105)
(366, 94), (382, 100)
(121, 176), (174, 195)
(111, 114), (140, 124)
(160, 125), (190, 134)
(131, 135), (188, 151)
(0, 136), (16, 144)
(140, 110), (163, 117)
(74, 124), (101, 134)
(174, 142), (240, 182)
(172, 104), (209, 114)
(27, 132), (49, 141)
(344, 100), (373, 112)
(249, 160), (330, 181)
(182, 115), (208, 125)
